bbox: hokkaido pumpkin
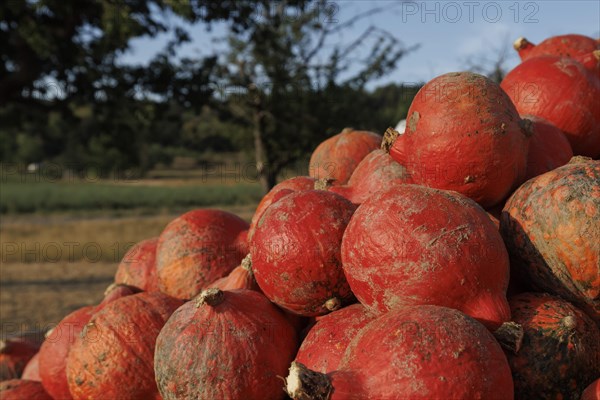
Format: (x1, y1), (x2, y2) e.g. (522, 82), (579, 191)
(66, 292), (182, 400)
(501, 157), (600, 323)
(501, 56), (600, 157)
(514, 34), (599, 62)
(522, 115), (573, 180)
(295, 304), (374, 373)
(154, 288), (297, 400)
(207, 254), (260, 292)
(250, 190), (357, 316)
(114, 237), (159, 292)
(156, 209), (249, 300)
(507, 292), (600, 399)
(39, 306), (95, 400)
(21, 353), (40, 382)
(583, 379), (600, 400)
(309, 128), (382, 185)
(342, 184), (511, 330)
(248, 176), (316, 241)
(0, 379), (52, 400)
(286, 305), (514, 399)
(390, 72), (531, 208)
(328, 131), (412, 204)
(0, 337), (39, 381)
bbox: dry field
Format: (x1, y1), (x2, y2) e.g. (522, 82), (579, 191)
(0, 205), (256, 338)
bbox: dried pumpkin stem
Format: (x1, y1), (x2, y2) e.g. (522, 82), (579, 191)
(241, 254), (253, 275)
(103, 283), (120, 296)
(45, 327), (55, 339)
(561, 315), (577, 330)
(314, 178), (335, 190)
(80, 322), (96, 340)
(513, 37), (532, 51)
(568, 155), (592, 165)
(493, 321), (524, 354)
(285, 361), (332, 400)
(519, 118), (534, 138)
(323, 297), (341, 312)
(196, 288), (225, 307)
(381, 127), (399, 152)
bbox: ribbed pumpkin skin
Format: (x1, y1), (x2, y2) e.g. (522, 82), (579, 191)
(0, 379), (52, 400)
(21, 353), (40, 381)
(66, 292), (182, 400)
(582, 379), (600, 400)
(154, 289), (297, 400)
(341, 184), (510, 330)
(507, 293), (600, 400)
(0, 338), (39, 382)
(332, 306), (513, 399)
(390, 72), (530, 208)
(251, 190), (357, 316)
(329, 149), (411, 204)
(523, 115), (573, 180)
(114, 238), (159, 291)
(248, 176), (316, 241)
(501, 56), (600, 157)
(295, 304), (374, 373)
(39, 306), (95, 400)
(517, 34), (598, 61)
(309, 129), (382, 185)
(500, 159), (600, 322)
(156, 209), (249, 300)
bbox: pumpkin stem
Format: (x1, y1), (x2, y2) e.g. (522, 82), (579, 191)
(241, 254), (253, 275)
(519, 118), (534, 138)
(513, 37), (536, 60)
(196, 288), (225, 307)
(285, 361), (332, 400)
(80, 322), (96, 340)
(381, 127), (399, 152)
(561, 315), (577, 330)
(513, 37), (533, 51)
(103, 282), (129, 297)
(493, 321), (524, 354)
(45, 327), (56, 339)
(341, 127), (354, 134)
(568, 155), (592, 165)
(314, 178), (335, 190)
(323, 297), (341, 312)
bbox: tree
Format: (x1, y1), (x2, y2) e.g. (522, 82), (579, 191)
(218, 0), (418, 191)
(0, 0), (269, 167)
(1, 0), (418, 184)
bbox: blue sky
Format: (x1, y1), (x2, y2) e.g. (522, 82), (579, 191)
(119, 1), (600, 88)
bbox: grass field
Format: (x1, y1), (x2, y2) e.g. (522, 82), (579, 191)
(0, 179), (263, 214)
(0, 173), (261, 337)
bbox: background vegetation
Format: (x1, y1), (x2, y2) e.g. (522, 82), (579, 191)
(1, 0), (425, 195)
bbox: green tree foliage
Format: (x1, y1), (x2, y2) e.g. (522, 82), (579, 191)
(1, 0), (420, 188)
(219, 0), (419, 190)
(0, 0), (233, 170)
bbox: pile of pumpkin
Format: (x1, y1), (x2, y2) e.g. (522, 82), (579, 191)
(2, 33), (599, 400)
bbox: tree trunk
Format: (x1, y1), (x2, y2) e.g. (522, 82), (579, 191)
(253, 108), (276, 193)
